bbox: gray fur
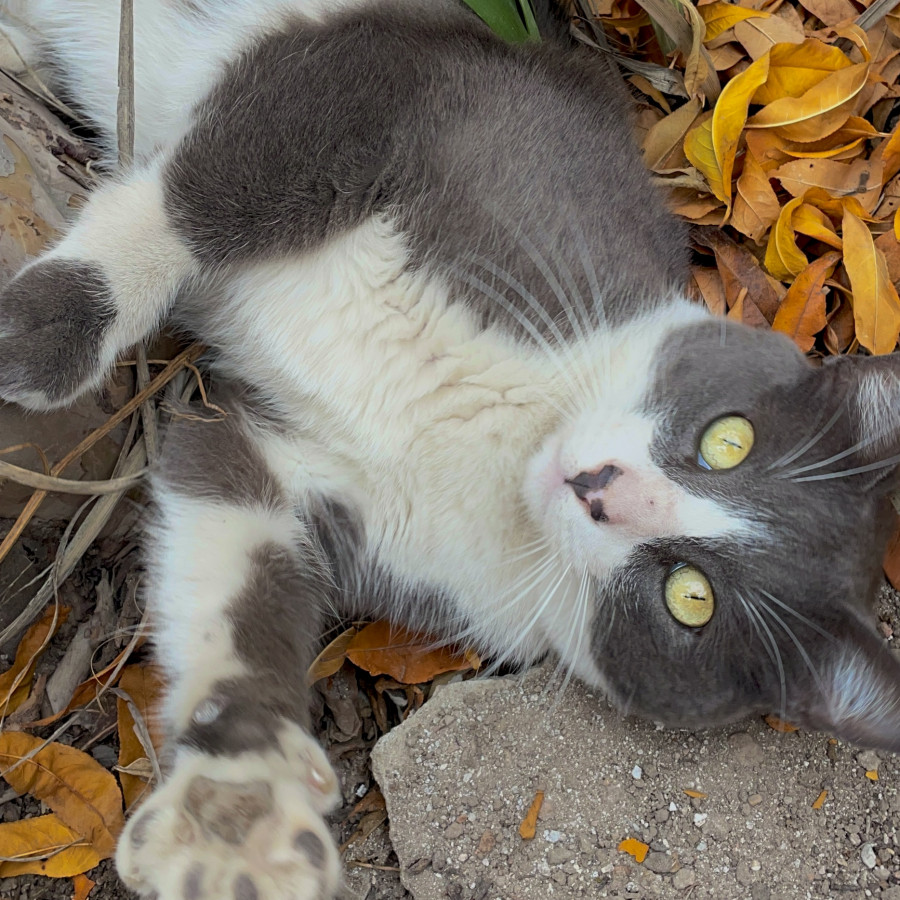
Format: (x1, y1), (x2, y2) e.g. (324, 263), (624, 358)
(0, 260), (112, 405)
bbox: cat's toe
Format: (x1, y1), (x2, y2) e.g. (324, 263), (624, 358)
(0, 259), (114, 410)
(116, 739), (341, 900)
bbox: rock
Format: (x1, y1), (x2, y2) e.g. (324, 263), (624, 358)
(861, 843), (877, 869)
(370, 665), (900, 900)
(856, 750), (880, 773)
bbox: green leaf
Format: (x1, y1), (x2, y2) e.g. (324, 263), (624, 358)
(459, 0), (541, 43)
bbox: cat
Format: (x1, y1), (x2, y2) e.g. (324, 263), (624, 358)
(1, 0), (900, 896)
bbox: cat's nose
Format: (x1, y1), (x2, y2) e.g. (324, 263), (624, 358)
(566, 464), (622, 503)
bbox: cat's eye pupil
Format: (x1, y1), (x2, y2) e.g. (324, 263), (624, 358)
(665, 564), (715, 628)
(698, 416), (754, 471)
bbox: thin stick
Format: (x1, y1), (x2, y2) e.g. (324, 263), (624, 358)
(0, 459), (147, 495)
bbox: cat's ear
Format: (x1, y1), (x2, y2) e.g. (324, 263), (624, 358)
(788, 616), (900, 751)
(824, 353), (900, 482)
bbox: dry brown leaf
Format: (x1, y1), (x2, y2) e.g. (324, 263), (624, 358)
(691, 266), (728, 315)
(874, 230), (900, 284)
(842, 207), (900, 354)
(72, 873), (96, 900)
(642, 100), (701, 171)
(519, 790), (544, 840)
(0, 815), (101, 878)
(116, 664), (166, 810)
(764, 714), (799, 732)
(683, 788), (708, 798)
(0, 733), (124, 858)
(346, 621), (473, 684)
(774, 157), (884, 212)
(733, 13), (806, 59)
(731, 136), (782, 240)
(797, 0), (857, 26)
(824, 296), (857, 353)
(669, 189), (724, 219)
(708, 42), (746, 70)
(0, 604), (68, 718)
(307, 626), (359, 684)
(772, 251), (841, 350)
(618, 837), (650, 862)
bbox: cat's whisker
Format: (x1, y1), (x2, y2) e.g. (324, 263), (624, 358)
(738, 591), (787, 726)
(758, 589), (836, 644)
(533, 221), (595, 340)
(756, 593), (827, 696)
(464, 253), (596, 406)
(767, 405), (845, 472)
(548, 564), (591, 708)
(789, 450), (900, 483)
(781, 427), (894, 479)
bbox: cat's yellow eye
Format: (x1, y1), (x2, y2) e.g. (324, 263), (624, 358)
(698, 416), (754, 470)
(665, 564), (714, 627)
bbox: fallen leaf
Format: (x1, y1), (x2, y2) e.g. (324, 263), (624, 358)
(519, 790), (544, 840)
(842, 207), (900, 354)
(700, 1), (769, 43)
(346, 621), (473, 684)
(733, 14), (806, 60)
(774, 157), (884, 213)
(72, 873), (96, 900)
(684, 53), (770, 207)
(812, 790), (828, 809)
(866, 769), (879, 781)
(0, 733), (124, 858)
(746, 62), (869, 143)
(797, 0), (857, 26)
(792, 203), (843, 249)
(642, 100), (701, 171)
(765, 197), (808, 279)
(0, 604), (68, 717)
(764, 714), (798, 732)
(752, 39), (853, 106)
(731, 136), (782, 240)
(691, 265), (727, 315)
(683, 788), (708, 798)
(772, 251), (840, 350)
(618, 837), (650, 863)
(0, 815), (101, 878)
(307, 626), (359, 684)
(116, 664), (166, 810)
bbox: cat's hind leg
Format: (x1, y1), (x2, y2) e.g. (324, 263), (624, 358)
(115, 397), (342, 900)
(0, 162), (195, 410)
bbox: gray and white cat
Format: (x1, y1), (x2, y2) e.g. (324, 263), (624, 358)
(1, 0), (900, 896)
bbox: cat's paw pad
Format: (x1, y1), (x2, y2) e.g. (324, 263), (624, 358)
(116, 731), (341, 900)
(0, 259), (114, 409)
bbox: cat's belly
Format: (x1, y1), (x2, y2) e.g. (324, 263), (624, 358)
(197, 217), (586, 661)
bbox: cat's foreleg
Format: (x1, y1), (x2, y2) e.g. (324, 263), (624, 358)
(0, 162), (195, 410)
(116, 402), (342, 900)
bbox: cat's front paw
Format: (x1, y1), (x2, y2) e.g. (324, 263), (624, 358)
(116, 725), (342, 900)
(0, 259), (114, 410)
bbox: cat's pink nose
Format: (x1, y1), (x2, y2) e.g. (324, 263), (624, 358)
(565, 464), (622, 521)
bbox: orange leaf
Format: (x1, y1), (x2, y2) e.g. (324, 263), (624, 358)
(618, 837), (650, 863)
(764, 714), (798, 732)
(346, 622), (473, 684)
(772, 251), (840, 351)
(732, 140), (781, 241)
(0, 733), (124, 857)
(0, 604), (68, 717)
(72, 873), (96, 900)
(116, 664), (166, 810)
(842, 208), (900, 355)
(683, 789), (708, 798)
(0, 815), (101, 878)
(307, 627), (359, 684)
(518, 790), (544, 840)
(812, 790), (828, 810)
(866, 769), (879, 781)
(766, 197), (808, 280)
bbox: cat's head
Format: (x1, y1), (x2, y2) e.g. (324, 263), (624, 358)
(525, 306), (900, 750)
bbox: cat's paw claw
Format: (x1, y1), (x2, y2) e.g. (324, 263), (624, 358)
(116, 729), (341, 900)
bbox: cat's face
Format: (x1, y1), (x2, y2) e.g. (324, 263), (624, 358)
(526, 314), (900, 750)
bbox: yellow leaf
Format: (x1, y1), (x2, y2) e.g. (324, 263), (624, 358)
(346, 621), (474, 684)
(0, 733), (124, 858)
(747, 62), (869, 143)
(866, 769), (879, 781)
(681, 0), (709, 100)
(894, 208), (899, 241)
(618, 837), (650, 863)
(765, 197), (808, 280)
(0, 815), (101, 878)
(700, 1), (769, 43)
(731, 137), (782, 241)
(0, 605), (68, 717)
(812, 790), (828, 810)
(752, 39), (853, 106)
(877, 125), (900, 185)
(772, 251), (840, 351)
(684, 53), (770, 208)
(774, 158), (884, 213)
(116, 664), (166, 810)
(792, 204), (842, 249)
(733, 15), (805, 60)
(683, 788), (708, 798)
(519, 790), (544, 839)
(842, 208), (900, 355)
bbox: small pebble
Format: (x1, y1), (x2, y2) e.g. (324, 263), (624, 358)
(693, 813), (708, 827)
(861, 843), (878, 869)
(668, 802), (678, 812)
(748, 794), (763, 807)
(857, 750), (880, 773)
(673, 867), (696, 889)
(631, 765), (642, 780)
(545, 830), (561, 843)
